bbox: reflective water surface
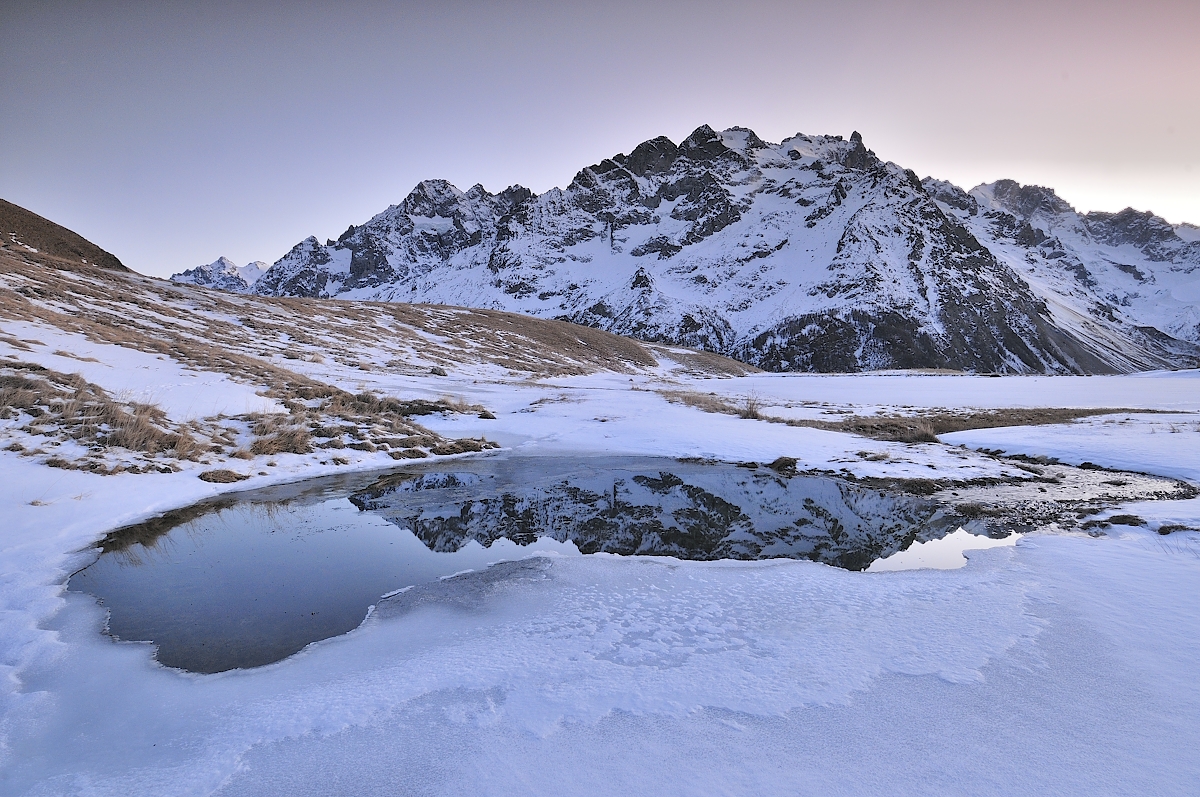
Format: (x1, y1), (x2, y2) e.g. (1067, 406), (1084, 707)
(70, 456), (982, 673)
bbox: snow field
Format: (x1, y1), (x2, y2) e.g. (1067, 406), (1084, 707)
(1, 321), (282, 420)
(2, 359), (1199, 794)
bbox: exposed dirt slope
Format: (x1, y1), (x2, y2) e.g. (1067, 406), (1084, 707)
(0, 198), (128, 272)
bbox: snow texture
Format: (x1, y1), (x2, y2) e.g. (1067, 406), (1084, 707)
(3, 359), (1200, 795)
(6, 220), (1200, 793)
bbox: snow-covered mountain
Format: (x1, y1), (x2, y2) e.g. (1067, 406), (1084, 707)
(247, 126), (1200, 373)
(171, 256), (267, 292)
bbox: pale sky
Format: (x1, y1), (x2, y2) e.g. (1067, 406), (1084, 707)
(2, 0), (1197, 277)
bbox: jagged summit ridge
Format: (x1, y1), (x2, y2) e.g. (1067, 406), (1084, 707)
(191, 125), (1198, 374)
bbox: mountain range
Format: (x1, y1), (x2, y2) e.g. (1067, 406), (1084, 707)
(171, 126), (1200, 374)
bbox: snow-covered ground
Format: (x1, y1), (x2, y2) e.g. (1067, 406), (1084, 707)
(3, 305), (1199, 794)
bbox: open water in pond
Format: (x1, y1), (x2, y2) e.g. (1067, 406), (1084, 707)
(70, 456), (986, 673)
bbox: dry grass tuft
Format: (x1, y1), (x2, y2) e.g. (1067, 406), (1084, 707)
(250, 423), (312, 455)
(388, 448), (429, 460)
(2, 361), (201, 459)
(739, 395), (761, 420)
(659, 390), (740, 416)
(198, 469), (249, 483)
(429, 438), (500, 456)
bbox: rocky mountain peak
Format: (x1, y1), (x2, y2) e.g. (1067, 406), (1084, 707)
(497, 185), (536, 209)
(622, 136), (680, 177)
(401, 179), (466, 218)
(720, 127), (769, 154)
(923, 178), (979, 215)
(679, 124), (733, 162)
(840, 131), (877, 170)
(974, 180), (1076, 223)
(171, 256), (265, 293)
(1084, 207), (1189, 254)
(1176, 223), (1200, 243)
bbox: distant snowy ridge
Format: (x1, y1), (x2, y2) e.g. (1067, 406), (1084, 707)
(229, 125), (1197, 374)
(171, 256), (267, 293)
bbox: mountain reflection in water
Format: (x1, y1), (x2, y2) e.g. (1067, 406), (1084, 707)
(349, 458), (969, 572)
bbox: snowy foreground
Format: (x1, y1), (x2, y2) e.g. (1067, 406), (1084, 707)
(3, 338), (1200, 793)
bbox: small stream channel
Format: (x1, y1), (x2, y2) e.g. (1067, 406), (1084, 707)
(68, 454), (1191, 674)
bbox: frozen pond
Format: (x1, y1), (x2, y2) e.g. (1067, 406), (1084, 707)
(70, 455), (1029, 673)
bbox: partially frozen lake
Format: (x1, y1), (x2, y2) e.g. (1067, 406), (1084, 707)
(68, 455), (1186, 674)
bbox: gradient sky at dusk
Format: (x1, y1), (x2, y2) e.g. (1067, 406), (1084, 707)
(2, 0), (1197, 276)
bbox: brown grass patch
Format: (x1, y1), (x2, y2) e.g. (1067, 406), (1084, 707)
(658, 389), (1141, 444)
(819, 408), (1147, 443)
(647, 345), (760, 376)
(429, 438), (500, 456)
(198, 469), (249, 483)
(1, 198), (128, 271)
(659, 390), (740, 415)
(388, 448), (429, 459)
(250, 424), (312, 455)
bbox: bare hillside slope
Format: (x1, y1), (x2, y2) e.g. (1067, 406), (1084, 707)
(1, 198), (128, 272)
(1, 238), (751, 478)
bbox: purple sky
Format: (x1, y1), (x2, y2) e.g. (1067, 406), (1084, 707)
(2, 0), (1197, 277)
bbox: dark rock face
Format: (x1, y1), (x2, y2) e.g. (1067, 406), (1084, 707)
(986, 179), (1076, 220)
(623, 136), (679, 176)
(250, 125), (1200, 374)
(254, 237), (336, 298)
(921, 178), (978, 215)
(1085, 208), (1186, 255)
(841, 131), (877, 170)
